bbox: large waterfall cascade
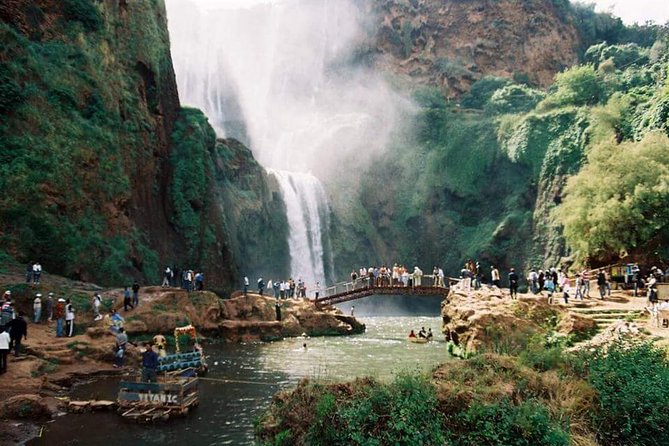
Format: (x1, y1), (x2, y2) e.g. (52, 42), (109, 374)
(166, 0), (406, 287)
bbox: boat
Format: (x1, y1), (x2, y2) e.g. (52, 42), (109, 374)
(156, 325), (208, 376)
(408, 336), (432, 344)
(117, 376), (199, 423)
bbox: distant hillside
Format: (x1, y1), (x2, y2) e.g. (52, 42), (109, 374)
(368, 0), (663, 97)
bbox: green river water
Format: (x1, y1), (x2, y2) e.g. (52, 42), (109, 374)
(29, 296), (448, 445)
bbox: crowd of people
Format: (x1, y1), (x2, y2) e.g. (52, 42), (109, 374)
(161, 266), (204, 292)
(349, 264), (446, 289)
(242, 276), (323, 300)
(452, 260), (666, 306)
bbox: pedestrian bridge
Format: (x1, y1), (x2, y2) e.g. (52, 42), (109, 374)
(313, 276), (458, 308)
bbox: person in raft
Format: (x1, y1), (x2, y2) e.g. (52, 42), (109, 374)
(418, 327), (427, 338)
(408, 330), (417, 338)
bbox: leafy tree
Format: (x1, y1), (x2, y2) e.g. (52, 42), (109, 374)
(486, 84), (546, 115)
(556, 131), (669, 263)
(539, 65), (607, 109)
(461, 76), (511, 109)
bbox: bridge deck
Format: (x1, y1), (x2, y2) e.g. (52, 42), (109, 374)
(314, 286), (449, 307)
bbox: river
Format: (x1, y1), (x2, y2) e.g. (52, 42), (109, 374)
(29, 296), (448, 445)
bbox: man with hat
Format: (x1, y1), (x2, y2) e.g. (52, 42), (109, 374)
(33, 293), (42, 323)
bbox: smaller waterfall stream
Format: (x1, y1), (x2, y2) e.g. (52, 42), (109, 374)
(269, 169), (332, 288)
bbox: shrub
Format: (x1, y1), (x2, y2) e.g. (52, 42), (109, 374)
(448, 400), (570, 446)
(461, 76), (511, 109)
(539, 65), (607, 109)
(62, 0), (103, 32)
(586, 342), (669, 446)
(486, 84), (545, 115)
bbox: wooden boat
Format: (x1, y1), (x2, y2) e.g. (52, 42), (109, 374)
(408, 336), (432, 344)
(117, 376), (199, 423)
(156, 325), (208, 376)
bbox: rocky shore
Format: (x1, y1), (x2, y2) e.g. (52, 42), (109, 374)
(0, 270), (364, 444)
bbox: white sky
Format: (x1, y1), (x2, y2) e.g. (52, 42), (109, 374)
(580, 0), (669, 25)
(186, 0), (668, 24)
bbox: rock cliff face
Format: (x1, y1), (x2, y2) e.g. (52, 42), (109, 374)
(0, 0), (287, 290)
(371, 0), (580, 95)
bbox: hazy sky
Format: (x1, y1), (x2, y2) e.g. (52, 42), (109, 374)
(580, 0), (669, 24)
(189, 0), (667, 24)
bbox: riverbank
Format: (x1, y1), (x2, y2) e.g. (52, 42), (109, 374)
(0, 268), (364, 444)
(257, 287), (669, 446)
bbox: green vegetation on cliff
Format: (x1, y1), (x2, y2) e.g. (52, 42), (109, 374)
(0, 0), (177, 284)
(331, 31), (669, 276)
(0, 0), (287, 288)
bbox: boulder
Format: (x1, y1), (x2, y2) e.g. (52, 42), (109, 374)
(0, 394), (52, 420)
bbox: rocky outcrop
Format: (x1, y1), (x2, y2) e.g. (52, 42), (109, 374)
(371, 0), (580, 95)
(441, 288), (595, 353)
(88, 286), (365, 342)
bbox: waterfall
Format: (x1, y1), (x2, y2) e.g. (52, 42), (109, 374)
(165, 0), (407, 284)
(268, 169), (332, 286)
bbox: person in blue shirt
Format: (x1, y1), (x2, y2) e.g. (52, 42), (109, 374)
(141, 342), (159, 383)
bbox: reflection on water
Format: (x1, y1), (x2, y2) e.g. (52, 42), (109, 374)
(30, 313), (447, 446)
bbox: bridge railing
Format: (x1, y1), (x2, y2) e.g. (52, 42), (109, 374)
(323, 274), (458, 298)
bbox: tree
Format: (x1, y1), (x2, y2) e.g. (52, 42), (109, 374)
(556, 131), (669, 263)
(539, 65), (607, 109)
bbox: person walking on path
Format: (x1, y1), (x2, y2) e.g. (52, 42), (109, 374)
(114, 327), (128, 368)
(141, 342), (159, 383)
(508, 268), (519, 299)
(257, 278), (265, 296)
(7, 312), (27, 356)
(491, 266), (500, 288)
(132, 281), (140, 307)
(123, 287), (133, 311)
(25, 262), (33, 284)
(597, 270), (607, 300)
(315, 282), (321, 299)
(33, 293), (42, 323)
(54, 298), (65, 337)
(65, 299), (75, 337)
(32, 262), (42, 285)
(162, 266), (172, 288)
(195, 272), (204, 291)
(0, 328), (10, 374)
(574, 275), (584, 301)
(243, 276), (249, 296)
(93, 293), (102, 321)
(44, 293), (54, 322)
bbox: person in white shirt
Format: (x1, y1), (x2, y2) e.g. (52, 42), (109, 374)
(33, 262), (42, 284)
(65, 298), (76, 337)
(93, 293), (102, 321)
(33, 294), (42, 323)
(0, 328), (10, 374)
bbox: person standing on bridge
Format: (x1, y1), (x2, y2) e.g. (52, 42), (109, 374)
(412, 267), (423, 287)
(438, 267), (445, 287)
(351, 270), (358, 289)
